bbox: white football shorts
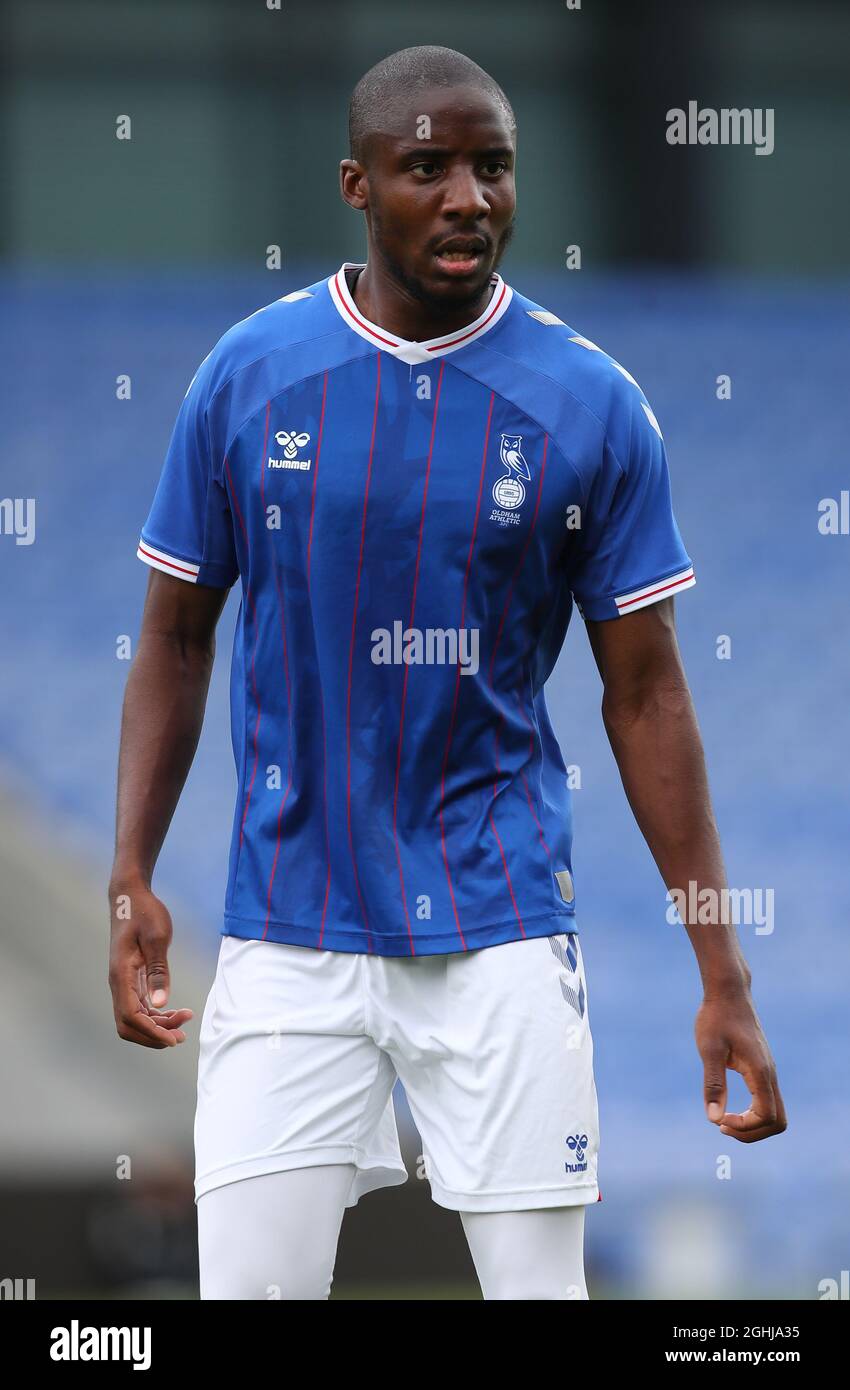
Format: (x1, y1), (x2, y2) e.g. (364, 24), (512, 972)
(194, 930), (600, 1213)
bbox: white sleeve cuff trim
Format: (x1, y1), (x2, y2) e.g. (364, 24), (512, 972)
(615, 567), (695, 614)
(137, 539), (200, 583)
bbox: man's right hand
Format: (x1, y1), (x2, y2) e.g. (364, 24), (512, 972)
(108, 877), (194, 1048)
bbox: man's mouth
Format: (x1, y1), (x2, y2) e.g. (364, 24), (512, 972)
(433, 239), (489, 277)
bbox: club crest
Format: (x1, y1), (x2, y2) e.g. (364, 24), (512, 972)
(493, 434), (531, 510)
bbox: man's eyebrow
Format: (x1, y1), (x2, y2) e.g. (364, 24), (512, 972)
(396, 144), (514, 159)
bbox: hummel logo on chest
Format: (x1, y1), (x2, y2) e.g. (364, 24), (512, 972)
(268, 429), (312, 471)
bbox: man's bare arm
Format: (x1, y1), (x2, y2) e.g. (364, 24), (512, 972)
(108, 569), (229, 1049)
(585, 598), (786, 1142)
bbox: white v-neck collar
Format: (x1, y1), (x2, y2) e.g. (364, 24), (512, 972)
(327, 261), (513, 366)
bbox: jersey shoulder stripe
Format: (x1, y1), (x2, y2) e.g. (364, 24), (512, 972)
(179, 278), (373, 476)
(460, 287), (679, 494)
(193, 276), (354, 401)
(487, 289), (661, 420)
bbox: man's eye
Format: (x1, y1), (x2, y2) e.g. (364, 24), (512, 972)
(410, 162), (440, 177)
(482, 160), (507, 176)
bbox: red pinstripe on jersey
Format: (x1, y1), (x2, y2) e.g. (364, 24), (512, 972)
(307, 373), (333, 946)
(484, 434), (550, 933)
(345, 353), (382, 951)
(439, 390), (496, 950)
(487, 435), (549, 686)
(512, 597), (555, 861)
(392, 360), (446, 955)
(307, 371), (329, 584)
(224, 455), (260, 866)
(260, 400), (296, 939)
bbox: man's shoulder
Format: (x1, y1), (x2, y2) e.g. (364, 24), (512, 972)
(494, 283), (653, 429)
(191, 273), (342, 404)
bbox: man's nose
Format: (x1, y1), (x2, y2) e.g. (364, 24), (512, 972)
(441, 168), (490, 219)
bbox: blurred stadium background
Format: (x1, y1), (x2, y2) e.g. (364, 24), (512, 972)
(0, 0), (848, 1299)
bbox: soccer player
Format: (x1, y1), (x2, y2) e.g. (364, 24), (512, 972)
(109, 46), (786, 1300)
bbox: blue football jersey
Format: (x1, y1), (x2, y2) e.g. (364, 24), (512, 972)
(137, 263), (695, 956)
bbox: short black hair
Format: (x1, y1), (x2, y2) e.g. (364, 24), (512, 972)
(349, 45), (515, 164)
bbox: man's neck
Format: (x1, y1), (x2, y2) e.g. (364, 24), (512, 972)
(349, 259), (495, 343)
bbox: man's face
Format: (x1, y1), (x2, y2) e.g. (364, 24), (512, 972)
(342, 84), (517, 310)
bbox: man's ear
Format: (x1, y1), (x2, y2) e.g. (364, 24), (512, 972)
(340, 159), (368, 210)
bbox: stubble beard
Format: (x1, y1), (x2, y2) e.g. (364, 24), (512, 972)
(369, 206), (516, 315)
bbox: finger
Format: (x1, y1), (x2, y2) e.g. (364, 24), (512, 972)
(123, 1024), (186, 1049)
(116, 1013), (181, 1048)
(719, 1107), (766, 1134)
(740, 1063), (780, 1131)
(133, 1017), (186, 1045)
(717, 1069), (782, 1140)
(135, 999), (192, 1039)
(125, 1009), (182, 1044)
(110, 949), (177, 1047)
(758, 1066), (788, 1131)
(122, 1029), (175, 1050)
(112, 955), (185, 1041)
(142, 1007), (193, 1030)
(718, 1112), (785, 1143)
(115, 988), (185, 1047)
(140, 931), (171, 1009)
(773, 1083), (788, 1131)
(702, 1054), (728, 1124)
(139, 1006), (193, 1028)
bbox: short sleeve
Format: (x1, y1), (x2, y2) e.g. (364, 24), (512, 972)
(567, 378), (695, 621)
(137, 356), (239, 589)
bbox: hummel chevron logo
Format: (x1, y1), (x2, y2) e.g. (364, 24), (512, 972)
(274, 430), (310, 458)
(565, 1132), (589, 1174)
(268, 430), (312, 471)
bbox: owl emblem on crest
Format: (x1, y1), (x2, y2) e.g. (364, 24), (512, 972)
(493, 434), (531, 509)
